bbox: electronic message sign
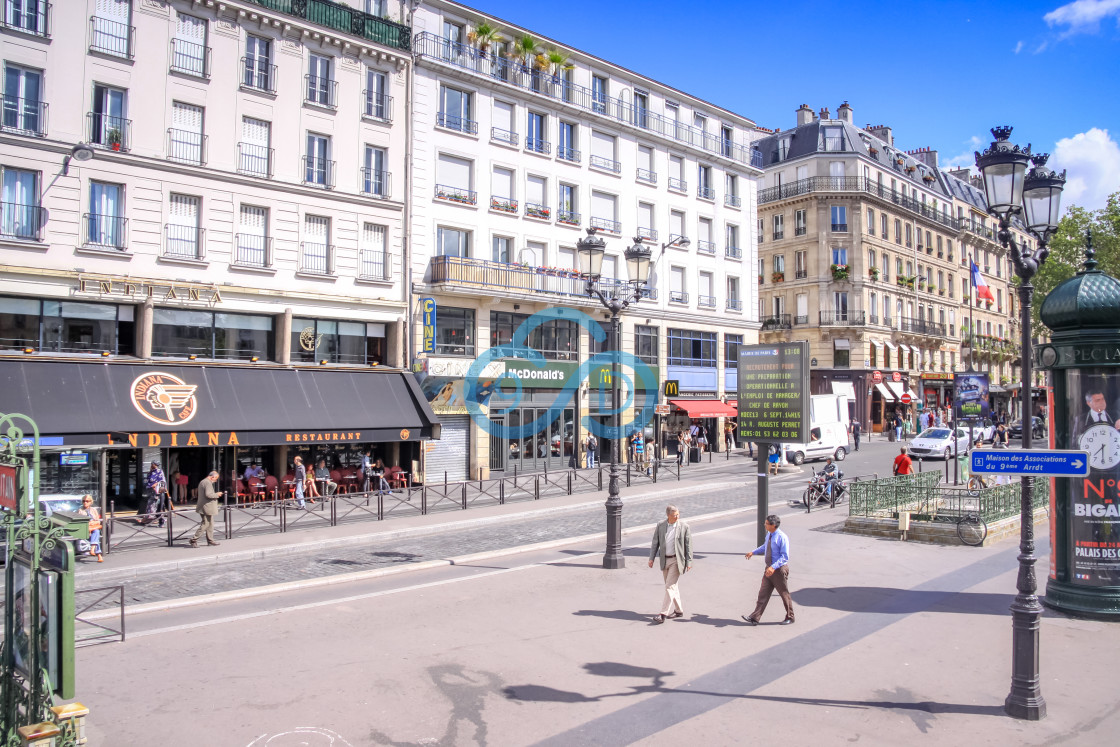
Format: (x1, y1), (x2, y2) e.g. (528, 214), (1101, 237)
(737, 342), (810, 443)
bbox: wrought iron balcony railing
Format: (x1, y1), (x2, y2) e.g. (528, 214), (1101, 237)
(726, 298), (742, 311)
(362, 91), (393, 122)
(89, 16), (133, 59)
(305, 75), (337, 108)
(84, 213), (126, 250)
(557, 210), (580, 227)
(1, 97), (47, 136)
(167, 129), (207, 166)
(234, 234), (272, 268)
(696, 240), (715, 255)
(636, 226), (658, 241)
(164, 224), (205, 260)
(491, 127), (518, 146)
(590, 155), (621, 173)
(437, 111), (478, 134)
(795, 270), (807, 279)
(794, 315), (808, 325)
(237, 143), (273, 178)
(819, 310), (867, 326)
(760, 314), (792, 331)
(303, 156), (335, 188)
(243, 0), (411, 51)
(241, 57), (277, 93)
(2, 0), (50, 37)
(299, 242), (335, 275)
(757, 176), (961, 232)
(359, 249), (391, 281)
(637, 168), (657, 184)
(832, 222), (848, 232)
(435, 184), (476, 206)
(669, 291), (689, 303)
(697, 186), (715, 200)
(361, 168), (391, 198)
(525, 202), (550, 220)
(429, 255), (648, 300)
(525, 137), (551, 155)
(170, 38), (211, 78)
(725, 246), (742, 259)
(413, 32), (762, 169)
(490, 196), (518, 214)
(773, 230), (784, 240)
(896, 317), (947, 337)
(795, 226), (807, 236)
(668, 177), (687, 192)
(0, 202), (44, 241)
(86, 113), (131, 151)
(557, 146), (580, 163)
(698, 295), (716, 308)
(725, 194), (741, 208)
(589, 217), (621, 234)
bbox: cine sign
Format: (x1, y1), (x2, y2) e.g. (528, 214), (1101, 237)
(737, 342), (809, 443)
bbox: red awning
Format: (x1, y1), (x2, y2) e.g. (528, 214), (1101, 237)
(669, 399), (737, 418)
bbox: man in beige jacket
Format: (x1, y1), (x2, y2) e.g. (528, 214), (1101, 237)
(648, 504), (694, 623)
(189, 470), (224, 547)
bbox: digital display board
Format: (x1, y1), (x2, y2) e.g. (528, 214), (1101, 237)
(737, 342), (810, 443)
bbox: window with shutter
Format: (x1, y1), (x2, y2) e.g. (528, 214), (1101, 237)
(237, 205), (268, 266)
(172, 14), (207, 76)
(239, 117), (270, 176)
(436, 154), (472, 191)
(526, 175), (546, 208)
(170, 102), (204, 164)
(591, 131), (618, 171)
(92, 0), (132, 57)
(492, 167), (514, 202)
(360, 222), (388, 280)
(302, 215), (331, 274)
(167, 194), (200, 259)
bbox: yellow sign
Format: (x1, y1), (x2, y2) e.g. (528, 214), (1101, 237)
(130, 372), (199, 425)
(664, 380), (680, 397)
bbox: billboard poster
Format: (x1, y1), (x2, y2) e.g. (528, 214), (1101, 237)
(1065, 368), (1120, 586)
(737, 342), (810, 443)
(953, 372), (990, 421)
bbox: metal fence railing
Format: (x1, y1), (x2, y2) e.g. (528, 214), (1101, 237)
(849, 472), (1048, 524)
(848, 470), (942, 517)
(74, 586), (125, 646)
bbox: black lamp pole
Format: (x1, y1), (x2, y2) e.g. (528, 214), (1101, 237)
(976, 127), (1065, 721)
(577, 229), (661, 569)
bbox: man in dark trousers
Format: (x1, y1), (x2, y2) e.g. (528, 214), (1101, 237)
(849, 419), (862, 451)
(743, 514), (793, 625)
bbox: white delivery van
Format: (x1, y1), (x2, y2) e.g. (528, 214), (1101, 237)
(781, 394), (851, 466)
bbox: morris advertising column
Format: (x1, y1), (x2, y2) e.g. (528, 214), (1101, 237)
(1037, 249), (1120, 618)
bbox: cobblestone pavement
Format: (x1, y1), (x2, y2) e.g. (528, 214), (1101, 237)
(81, 482), (768, 607)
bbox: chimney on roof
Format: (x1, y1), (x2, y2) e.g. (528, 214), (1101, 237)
(969, 173), (983, 190)
(820, 107), (831, 120)
(866, 124), (893, 146)
(796, 104), (814, 127)
(948, 167), (972, 183)
(837, 101), (852, 123)
(911, 147), (939, 171)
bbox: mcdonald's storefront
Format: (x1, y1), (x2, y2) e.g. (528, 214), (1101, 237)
(0, 359), (440, 512)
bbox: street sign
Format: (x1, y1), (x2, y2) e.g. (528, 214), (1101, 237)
(892, 372), (902, 382)
(654, 404), (671, 415)
(970, 449), (1091, 476)
(900, 393), (912, 405)
(872, 370), (883, 384)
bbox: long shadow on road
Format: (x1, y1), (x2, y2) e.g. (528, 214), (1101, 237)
(793, 587), (1015, 616)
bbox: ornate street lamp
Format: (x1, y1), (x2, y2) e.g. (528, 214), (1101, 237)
(576, 228), (670, 569)
(975, 126), (1065, 721)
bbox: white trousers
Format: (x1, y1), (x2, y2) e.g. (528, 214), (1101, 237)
(661, 563), (683, 615)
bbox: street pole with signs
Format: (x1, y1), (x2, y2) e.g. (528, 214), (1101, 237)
(737, 343), (810, 545)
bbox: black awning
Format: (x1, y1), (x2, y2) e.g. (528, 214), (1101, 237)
(0, 360), (441, 447)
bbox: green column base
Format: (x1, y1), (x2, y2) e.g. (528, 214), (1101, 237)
(1044, 578), (1120, 619)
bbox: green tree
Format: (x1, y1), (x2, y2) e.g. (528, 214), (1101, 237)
(1031, 191), (1120, 334)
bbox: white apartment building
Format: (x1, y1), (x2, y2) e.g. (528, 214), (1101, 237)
(408, 0), (763, 479)
(0, 0), (439, 510)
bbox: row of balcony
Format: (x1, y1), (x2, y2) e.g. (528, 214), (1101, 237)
(414, 32), (763, 169)
(760, 313), (951, 337)
(430, 255), (657, 301)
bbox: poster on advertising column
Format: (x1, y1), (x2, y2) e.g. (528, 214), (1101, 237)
(953, 372), (990, 421)
(1067, 368), (1120, 586)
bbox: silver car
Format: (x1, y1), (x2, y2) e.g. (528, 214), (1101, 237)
(908, 427), (972, 459)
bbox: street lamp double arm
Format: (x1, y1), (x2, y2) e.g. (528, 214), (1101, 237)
(576, 228), (662, 569)
(975, 125), (1066, 721)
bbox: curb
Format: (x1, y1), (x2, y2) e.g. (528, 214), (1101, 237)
(76, 480), (743, 586)
(83, 505), (753, 621)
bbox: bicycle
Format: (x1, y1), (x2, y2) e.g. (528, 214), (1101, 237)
(956, 511), (988, 546)
(966, 474), (994, 495)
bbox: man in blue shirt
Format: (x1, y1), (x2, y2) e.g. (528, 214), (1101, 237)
(742, 514), (794, 625)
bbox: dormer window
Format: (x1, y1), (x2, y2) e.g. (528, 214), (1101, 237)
(822, 126), (844, 152)
(777, 136), (790, 160)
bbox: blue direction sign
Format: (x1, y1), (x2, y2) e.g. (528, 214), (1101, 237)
(970, 449), (1090, 477)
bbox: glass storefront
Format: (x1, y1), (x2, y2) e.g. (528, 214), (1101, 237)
(152, 308), (273, 360)
(291, 317), (386, 365)
(0, 297), (134, 354)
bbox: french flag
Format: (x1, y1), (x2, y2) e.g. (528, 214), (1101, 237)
(971, 261), (995, 302)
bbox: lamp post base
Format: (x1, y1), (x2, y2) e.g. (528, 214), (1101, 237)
(602, 489), (625, 569)
(1005, 694), (1047, 721)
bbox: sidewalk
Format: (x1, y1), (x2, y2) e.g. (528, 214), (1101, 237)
(77, 479), (1119, 746)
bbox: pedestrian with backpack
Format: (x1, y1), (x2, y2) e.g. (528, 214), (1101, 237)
(585, 432), (598, 469)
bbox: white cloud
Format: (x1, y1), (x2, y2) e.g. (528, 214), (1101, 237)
(1033, 40), (1050, 53)
(1014, 40), (1025, 53)
(1052, 128), (1120, 211)
(943, 135), (986, 171)
(1044, 0), (1120, 35)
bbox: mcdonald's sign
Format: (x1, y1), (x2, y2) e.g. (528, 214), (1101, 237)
(663, 380), (679, 397)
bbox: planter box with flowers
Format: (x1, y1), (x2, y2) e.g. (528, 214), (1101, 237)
(830, 263), (849, 281)
(525, 203), (551, 220)
(868, 267), (880, 281)
(869, 147), (879, 156)
(436, 186), (477, 206)
(758, 274), (764, 285)
(491, 197), (518, 214)
(896, 275), (914, 289)
(771, 271), (784, 283)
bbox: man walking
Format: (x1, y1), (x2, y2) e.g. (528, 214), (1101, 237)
(893, 446), (913, 476)
(648, 505), (693, 623)
(894, 412), (903, 442)
(743, 514), (793, 625)
(585, 432), (597, 469)
(293, 455), (308, 507)
(189, 470), (224, 547)
(849, 419), (862, 452)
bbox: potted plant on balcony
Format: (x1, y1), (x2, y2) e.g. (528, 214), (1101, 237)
(830, 263), (849, 281)
(490, 197), (517, 213)
(868, 267), (880, 281)
(758, 273), (764, 285)
(962, 293), (971, 303)
(868, 146), (879, 156)
(771, 271), (784, 283)
(467, 22), (503, 57)
(107, 128), (122, 151)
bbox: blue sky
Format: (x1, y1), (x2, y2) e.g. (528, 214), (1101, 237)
(463, 0), (1120, 211)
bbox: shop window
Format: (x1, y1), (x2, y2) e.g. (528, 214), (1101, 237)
(725, 334), (743, 366)
(153, 308), (273, 360)
(668, 328), (716, 367)
(635, 325), (658, 366)
(291, 317), (383, 365)
(433, 306), (475, 356)
(590, 320), (612, 355)
(0, 297), (134, 355)
(490, 311), (579, 360)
